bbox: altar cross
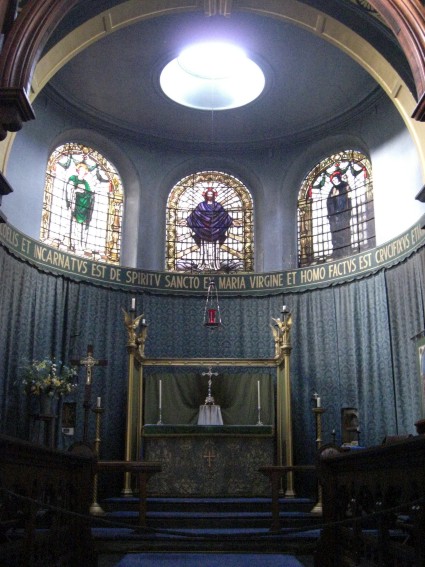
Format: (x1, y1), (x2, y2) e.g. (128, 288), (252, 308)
(202, 367), (219, 381)
(202, 366), (218, 405)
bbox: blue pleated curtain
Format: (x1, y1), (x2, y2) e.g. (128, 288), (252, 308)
(0, 243), (424, 469)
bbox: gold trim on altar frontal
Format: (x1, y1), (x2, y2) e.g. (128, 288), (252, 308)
(122, 308), (293, 496)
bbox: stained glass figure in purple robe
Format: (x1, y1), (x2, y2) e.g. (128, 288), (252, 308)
(186, 187), (234, 270)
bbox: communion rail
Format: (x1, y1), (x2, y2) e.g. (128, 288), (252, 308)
(315, 436), (425, 567)
(0, 434), (96, 566)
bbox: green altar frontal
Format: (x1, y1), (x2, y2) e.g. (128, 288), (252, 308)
(142, 425), (275, 497)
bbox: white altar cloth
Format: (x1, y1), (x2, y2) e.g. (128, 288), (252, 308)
(197, 404), (223, 425)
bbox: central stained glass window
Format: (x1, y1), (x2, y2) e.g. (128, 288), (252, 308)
(166, 171), (253, 273)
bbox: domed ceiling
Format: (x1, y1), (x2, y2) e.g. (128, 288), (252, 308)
(44, 6), (405, 150)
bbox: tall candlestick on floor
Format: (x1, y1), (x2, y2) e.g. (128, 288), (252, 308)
(157, 379), (163, 424)
(257, 380), (263, 425)
(90, 402), (105, 516)
(311, 405), (326, 515)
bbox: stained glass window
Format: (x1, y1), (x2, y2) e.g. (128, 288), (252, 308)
(40, 143), (124, 264)
(298, 150), (375, 267)
(166, 171), (254, 272)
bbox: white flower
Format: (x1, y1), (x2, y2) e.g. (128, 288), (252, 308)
(18, 357), (78, 397)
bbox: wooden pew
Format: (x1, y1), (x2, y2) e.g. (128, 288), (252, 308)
(316, 436), (425, 566)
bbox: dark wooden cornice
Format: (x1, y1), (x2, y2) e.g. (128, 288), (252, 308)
(0, 171), (13, 196)
(0, 0), (80, 139)
(0, 171), (13, 223)
(368, 0), (425, 118)
(412, 89), (425, 121)
(0, 1), (18, 39)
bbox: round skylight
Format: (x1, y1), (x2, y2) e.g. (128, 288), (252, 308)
(160, 42), (265, 111)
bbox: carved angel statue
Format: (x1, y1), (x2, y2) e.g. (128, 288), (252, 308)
(122, 309), (144, 346)
(270, 322), (281, 358)
(271, 312), (293, 349)
(136, 320), (148, 358)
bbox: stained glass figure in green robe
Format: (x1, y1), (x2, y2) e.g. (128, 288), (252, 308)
(65, 162), (95, 250)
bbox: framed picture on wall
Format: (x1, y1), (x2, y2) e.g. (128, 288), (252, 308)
(417, 336), (425, 414)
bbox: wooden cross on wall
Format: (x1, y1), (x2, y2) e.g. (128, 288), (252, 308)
(71, 344), (107, 443)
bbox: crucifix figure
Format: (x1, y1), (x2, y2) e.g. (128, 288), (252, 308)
(71, 344), (107, 442)
(202, 366), (218, 405)
(73, 344), (108, 386)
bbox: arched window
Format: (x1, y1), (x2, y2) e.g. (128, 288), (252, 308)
(40, 143), (124, 264)
(297, 150), (375, 267)
(166, 171), (254, 272)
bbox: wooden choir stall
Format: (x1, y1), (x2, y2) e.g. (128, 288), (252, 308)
(121, 307), (295, 498)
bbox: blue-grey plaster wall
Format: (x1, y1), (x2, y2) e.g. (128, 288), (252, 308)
(2, 89), (424, 271)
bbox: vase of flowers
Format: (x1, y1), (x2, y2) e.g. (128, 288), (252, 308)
(19, 357), (78, 415)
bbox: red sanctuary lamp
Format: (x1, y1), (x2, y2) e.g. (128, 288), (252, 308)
(208, 308), (217, 325)
(203, 279), (222, 329)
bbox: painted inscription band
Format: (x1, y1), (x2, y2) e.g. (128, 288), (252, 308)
(0, 217), (424, 296)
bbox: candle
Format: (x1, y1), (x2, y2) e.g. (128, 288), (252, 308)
(316, 396), (321, 408)
(131, 297), (136, 311)
(257, 380), (261, 408)
(97, 396), (101, 408)
(159, 379), (162, 409)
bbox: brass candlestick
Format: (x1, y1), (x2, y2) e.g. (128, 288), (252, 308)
(90, 404), (105, 516)
(311, 406), (326, 515)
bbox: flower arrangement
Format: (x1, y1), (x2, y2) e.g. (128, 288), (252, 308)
(19, 357), (78, 397)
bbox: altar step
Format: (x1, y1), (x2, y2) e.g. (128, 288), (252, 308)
(92, 497), (321, 555)
(100, 497), (317, 529)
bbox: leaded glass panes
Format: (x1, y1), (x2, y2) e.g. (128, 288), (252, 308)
(40, 143), (124, 264)
(298, 150), (375, 267)
(166, 171), (253, 272)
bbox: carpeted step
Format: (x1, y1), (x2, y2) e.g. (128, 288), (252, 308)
(113, 552), (307, 567)
(99, 509), (319, 530)
(92, 526), (320, 555)
(92, 496), (321, 555)
(102, 497), (315, 515)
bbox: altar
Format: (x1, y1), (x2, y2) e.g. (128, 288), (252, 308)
(142, 424), (274, 496)
(122, 306), (295, 497)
